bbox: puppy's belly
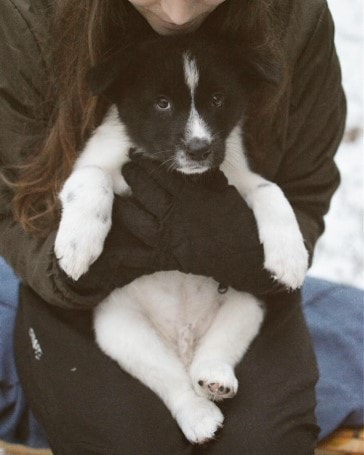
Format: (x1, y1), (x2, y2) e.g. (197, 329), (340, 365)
(100, 271), (224, 364)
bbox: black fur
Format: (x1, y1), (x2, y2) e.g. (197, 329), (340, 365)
(87, 36), (276, 172)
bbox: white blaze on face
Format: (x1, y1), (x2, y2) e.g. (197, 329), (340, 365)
(183, 52), (212, 143)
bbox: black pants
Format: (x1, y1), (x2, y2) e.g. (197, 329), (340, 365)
(14, 285), (319, 455)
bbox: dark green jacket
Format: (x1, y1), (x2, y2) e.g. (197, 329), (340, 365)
(0, 0), (345, 309)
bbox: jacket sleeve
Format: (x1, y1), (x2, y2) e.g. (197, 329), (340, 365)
(276, 3), (345, 260)
(0, 1), (115, 309)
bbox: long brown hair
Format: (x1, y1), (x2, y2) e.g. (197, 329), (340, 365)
(9, 0), (287, 236)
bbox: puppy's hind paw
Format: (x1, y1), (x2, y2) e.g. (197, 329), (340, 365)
(175, 397), (224, 444)
(191, 361), (238, 402)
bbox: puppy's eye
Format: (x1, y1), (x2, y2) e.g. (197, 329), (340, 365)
(211, 93), (224, 108)
(155, 96), (171, 111)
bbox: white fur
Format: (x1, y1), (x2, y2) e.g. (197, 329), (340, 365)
(183, 52), (199, 93)
(74, 105), (131, 195)
(55, 103), (308, 443)
(183, 52), (212, 144)
(221, 126), (309, 289)
(175, 149), (210, 174)
(54, 106), (131, 279)
(186, 105), (212, 143)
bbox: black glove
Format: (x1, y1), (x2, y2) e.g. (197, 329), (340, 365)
(119, 153), (286, 295)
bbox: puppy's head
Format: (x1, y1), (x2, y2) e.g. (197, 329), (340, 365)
(88, 37), (279, 174)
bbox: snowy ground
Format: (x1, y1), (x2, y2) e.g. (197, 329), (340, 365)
(308, 0), (364, 289)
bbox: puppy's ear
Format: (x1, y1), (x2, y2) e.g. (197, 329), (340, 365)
(86, 48), (132, 98)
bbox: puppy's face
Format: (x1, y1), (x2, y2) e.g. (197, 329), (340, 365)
(88, 37), (274, 174)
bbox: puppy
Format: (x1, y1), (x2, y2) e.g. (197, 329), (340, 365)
(55, 36), (308, 444)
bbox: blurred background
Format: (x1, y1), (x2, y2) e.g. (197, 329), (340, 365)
(308, 0), (364, 290)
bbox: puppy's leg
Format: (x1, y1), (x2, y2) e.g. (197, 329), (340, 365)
(55, 105), (132, 279)
(94, 288), (224, 445)
(74, 105), (132, 195)
(241, 175), (309, 289)
(55, 166), (114, 280)
(190, 289), (264, 402)
(221, 125), (308, 290)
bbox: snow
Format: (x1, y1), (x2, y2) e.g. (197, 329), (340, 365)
(308, 0), (364, 289)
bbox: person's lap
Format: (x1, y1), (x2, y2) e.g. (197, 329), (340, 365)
(2, 256), (363, 453)
(14, 284), (319, 455)
(0, 257), (48, 448)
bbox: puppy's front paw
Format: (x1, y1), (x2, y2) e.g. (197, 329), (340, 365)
(190, 361), (238, 402)
(55, 211), (111, 280)
(175, 396), (224, 444)
(55, 168), (114, 280)
(263, 226), (308, 290)
(246, 183), (308, 290)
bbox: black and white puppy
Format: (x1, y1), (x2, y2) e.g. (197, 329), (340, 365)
(55, 36), (308, 444)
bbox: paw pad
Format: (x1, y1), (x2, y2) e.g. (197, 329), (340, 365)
(198, 380), (235, 400)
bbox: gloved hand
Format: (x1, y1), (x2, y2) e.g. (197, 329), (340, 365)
(119, 153), (286, 295)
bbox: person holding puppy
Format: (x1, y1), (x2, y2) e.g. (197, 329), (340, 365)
(0, 0), (358, 454)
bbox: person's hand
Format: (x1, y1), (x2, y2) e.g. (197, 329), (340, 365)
(119, 153), (284, 295)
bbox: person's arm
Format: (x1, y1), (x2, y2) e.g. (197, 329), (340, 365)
(277, 4), (344, 258)
(0, 1), (152, 309)
(118, 3), (345, 296)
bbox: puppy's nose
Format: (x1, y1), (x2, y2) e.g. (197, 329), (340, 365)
(186, 139), (211, 161)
